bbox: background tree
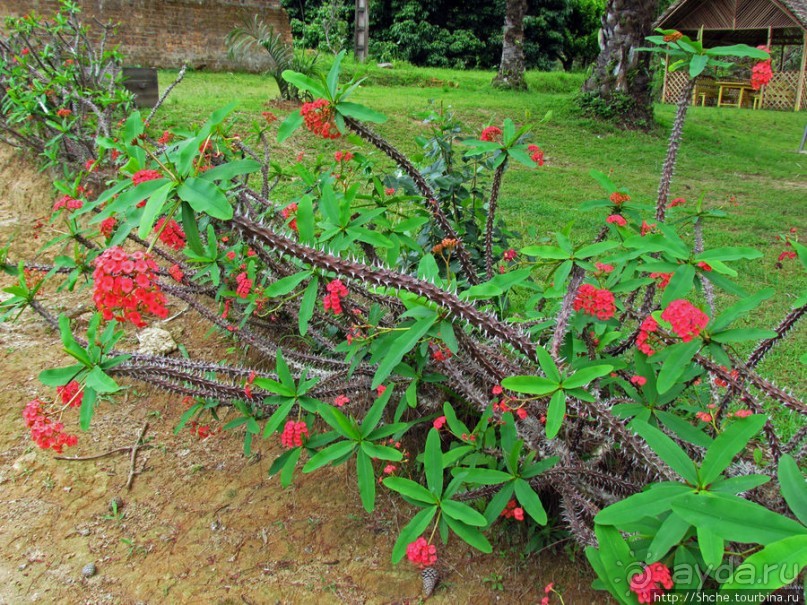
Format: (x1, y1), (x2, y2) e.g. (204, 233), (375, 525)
(493, 0), (529, 89)
(580, 0), (659, 128)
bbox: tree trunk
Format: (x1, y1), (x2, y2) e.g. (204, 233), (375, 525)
(492, 0), (528, 91)
(582, 0), (658, 128)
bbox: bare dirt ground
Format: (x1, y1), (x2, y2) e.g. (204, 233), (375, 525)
(0, 145), (604, 605)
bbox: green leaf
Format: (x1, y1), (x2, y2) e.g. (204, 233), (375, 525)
(264, 272), (310, 298)
(84, 365), (120, 394)
(460, 468), (513, 485)
(390, 506), (438, 563)
(709, 288), (774, 332)
(359, 442), (402, 462)
(696, 246), (762, 262)
(501, 375), (558, 395)
(360, 384), (393, 438)
(79, 387), (98, 431)
(591, 525), (637, 604)
(709, 474), (770, 494)
(424, 428), (443, 495)
(137, 181), (175, 239)
(595, 482), (692, 526)
(201, 159), (261, 182)
(261, 399), (295, 438)
(545, 390), (566, 439)
(562, 365), (613, 389)
(710, 328), (778, 343)
(719, 534), (807, 595)
(671, 493), (807, 545)
(689, 53), (709, 77)
(778, 454), (807, 525)
(383, 477), (436, 504)
(647, 512), (691, 562)
(302, 440), (356, 472)
(441, 499), (487, 526)
(514, 478), (547, 525)
(371, 313), (437, 389)
(177, 177), (232, 220)
(299, 277), (319, 335)
(279, 447), (302, 488)
(443, 515), (492, 553)
(277, 110), (303, 143)
(357, 450), (376, 512)
(318, 404), (361, 440)
(700, 415), (766, 486)
(705, 44), (770, 59)
(661, 264), (696, 307)
(337, 101), (387, 124)
(656, 410), (713, 448)
(39, 364), (83, 386)
(520, 245), (569, 260)
(630, 420), (699, 485)
(180, 201), (204, 255)
(282, 70), (329, 98)
(656, 340), (701, 395)
(697, 526), (724, 569)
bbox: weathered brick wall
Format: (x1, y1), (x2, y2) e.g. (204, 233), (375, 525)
(0, 0), (292, 72)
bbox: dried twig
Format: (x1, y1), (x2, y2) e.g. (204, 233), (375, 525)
(126, 421), (150, 490)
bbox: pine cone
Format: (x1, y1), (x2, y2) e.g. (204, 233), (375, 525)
(421, 566), (439, 598)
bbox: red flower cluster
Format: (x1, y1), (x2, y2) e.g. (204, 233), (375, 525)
(661, 299), (709, 342)
(433, 416), (447, 430)
(641, 220), (656, 236)
(606, 214), (627, 227)
(696, 411), (713, 423)
(131, 169), (163, 185)
(479, 126), (502, 142)
(669, 197), (686, 207)
(573, 284), (616, 320)
(636, 316), (660, 355)
(595, 262), (614, 274)
(384, 187), (396, 196)
(751, 47), (773, 90)
(235, 272), (253, 298)
(92, 246), (168, 328)
(56, 108), (72, 118)
(56, 380), (83, 407)
(697, 261), (712, 272)
(333, 394), (350, 407)
(53, 195), (83, 211)
(301, 98), (340, 139)
(168, 264), (184, 282)
(157, 130), (174, 145)
(630, 375), (647, 387)
(334, 150), (354, 163)
(431, 344), (453, 362)
(609, 192), (630, 205)
(629, 562), (673, 604)
(280, 420), (309, 448)
(406, 537), (437, 568)
(501, 499), (525, 521)
(261, 111), (278, 124)
(503, 248), (517, 261)
(323, 279), (348, 315)
(99, 217), (117, 238)
(154, 217), (186, 251)
(22, 399), (78, 453)
(281, 203), (298, 232)
(651, 272), (673, 289)
(528, 144), (545, 166)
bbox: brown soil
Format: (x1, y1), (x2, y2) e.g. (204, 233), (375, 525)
(0, 145), (606, 604)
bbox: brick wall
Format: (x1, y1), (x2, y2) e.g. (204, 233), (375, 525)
(0, 0), (292, 72)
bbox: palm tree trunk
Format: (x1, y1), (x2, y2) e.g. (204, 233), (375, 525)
(492, 0), (528, 91)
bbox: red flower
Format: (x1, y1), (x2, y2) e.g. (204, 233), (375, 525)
(595, 262), (614, 274)
(23, 399), (78, 453)
(281, 203), (298, 232)
(154, 217), (186, 251)
(280, 420), (309, 448)
(323, 279), (348, 315)
(750, 48), (773, 90)
(53, 195), (83, 211)
(157, 130), (174, 145)
(92, 247), (168, 327)
(333, 394), (350, 407)
(261, 111), (278, 124)
(433, 416), (447, 430)
(479, 126), (502, 142)
(609, 192), (630, 205)
(300, 98), (340, 139)
(528, 144), (545, 166)
(406, 537), (437, 568)
(640, 220), (656, 236)
(131, 169), (163, 185)
(669, 197), (686, 207)
(696, 411), (713, 423)
(235, 272), (253, 298)
(630, 375), (647, 387)
(661, 299), (709, 342)
(630, 563), (673, 604)
(501, 499), (525, 521)
(573, 284), (616, 321)
(56, 108), (72, 118)
(650, 272), (673, 289)
(168, 264), (184, 282)
(503, 248), (517, 261)
(56, 381), (83, 407)
(636, 316), (659, 355)
(384, 187), (396, 196)
(376, 385), (387, 397)
(334, 150), (354, 163)
(606, 214), (627, 227)
(733, 409), (753, 418)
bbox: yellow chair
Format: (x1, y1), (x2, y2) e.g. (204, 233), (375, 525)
(692, 77), (719, 106)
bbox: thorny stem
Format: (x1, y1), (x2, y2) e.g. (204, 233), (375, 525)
(484, 160), (507, 280)
(656, 78), (696, 222)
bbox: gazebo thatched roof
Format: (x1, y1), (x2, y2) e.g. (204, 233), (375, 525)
(656, 0), (807, 44)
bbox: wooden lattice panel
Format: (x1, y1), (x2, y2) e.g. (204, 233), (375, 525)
(664, 71), (691, 104)
(760, 71), (801, 109)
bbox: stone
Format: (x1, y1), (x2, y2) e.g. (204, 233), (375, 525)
(81, 562), (96, 578)
(137, 327), (177, 356)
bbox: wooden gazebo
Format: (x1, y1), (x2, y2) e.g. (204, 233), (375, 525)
(656, 0), (807, 110)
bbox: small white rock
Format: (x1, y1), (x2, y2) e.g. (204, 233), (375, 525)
(137, 327), (177, 356)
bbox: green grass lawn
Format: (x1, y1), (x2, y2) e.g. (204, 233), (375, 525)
(153, 63), (806, 411)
